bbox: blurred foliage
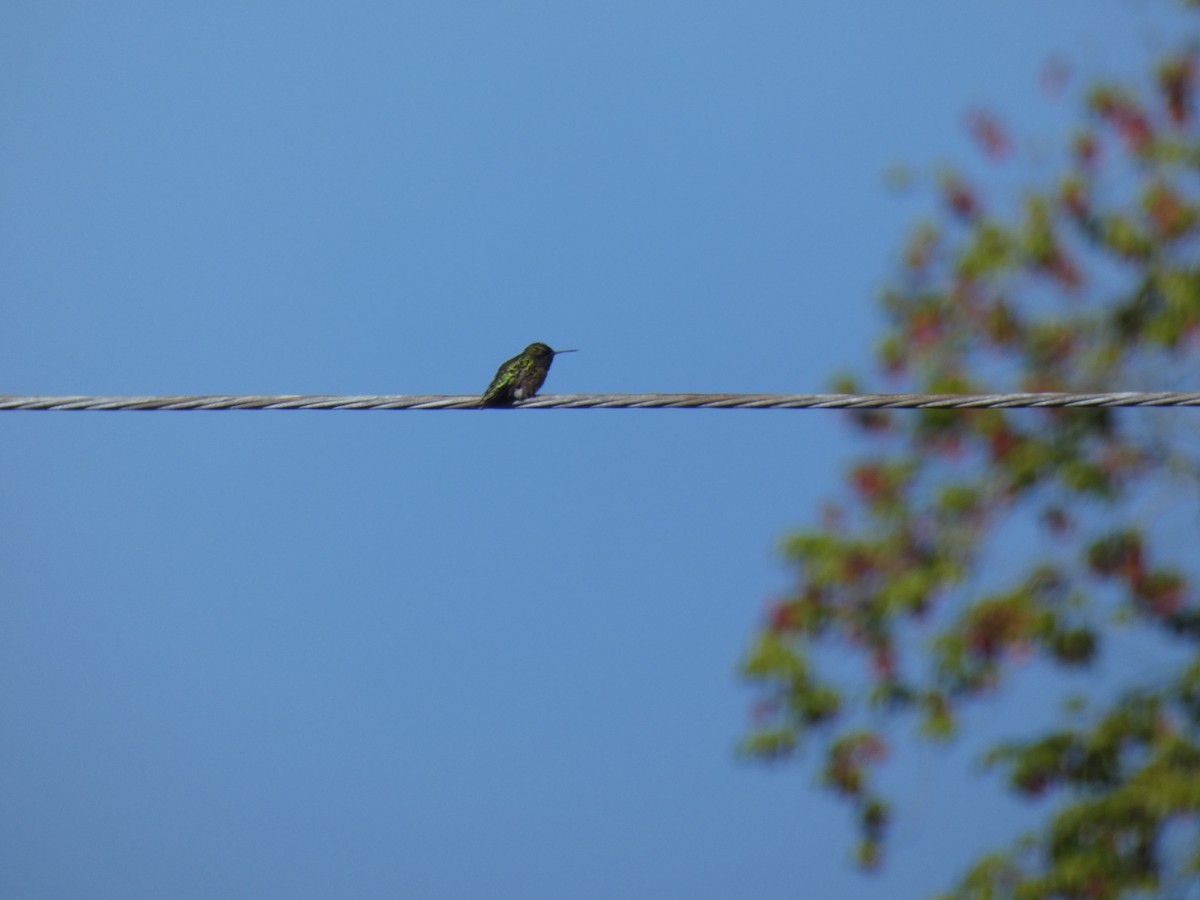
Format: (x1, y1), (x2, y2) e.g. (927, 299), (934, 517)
(742, 7), (1200, 897)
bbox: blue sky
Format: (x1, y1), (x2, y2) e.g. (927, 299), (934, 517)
(1, 3), (1193, 898)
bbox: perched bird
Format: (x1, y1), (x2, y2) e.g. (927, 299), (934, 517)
(480, 342), (577, 407)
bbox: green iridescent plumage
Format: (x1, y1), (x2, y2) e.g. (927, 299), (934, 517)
(480, 342), (576, 407)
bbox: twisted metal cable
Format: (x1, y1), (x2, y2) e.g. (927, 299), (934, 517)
(2, 391), (1200, 411)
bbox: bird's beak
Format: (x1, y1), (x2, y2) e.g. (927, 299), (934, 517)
(554, 349), (578, 354)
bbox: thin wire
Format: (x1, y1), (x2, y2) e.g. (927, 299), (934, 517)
(1, 392), (1199, 411)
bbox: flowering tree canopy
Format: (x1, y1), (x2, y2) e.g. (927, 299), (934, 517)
(742, 12), (1200, 898)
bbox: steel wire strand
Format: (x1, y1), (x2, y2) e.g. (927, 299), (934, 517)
(2, 391), (1200, 411)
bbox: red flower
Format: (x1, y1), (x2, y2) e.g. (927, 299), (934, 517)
(1073, 132), (1100, 168)
(965, 108), (1012, 160)
(1159, 55), (1195, 125)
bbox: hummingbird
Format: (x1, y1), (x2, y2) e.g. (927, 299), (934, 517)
(480, 342), (577, 407)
